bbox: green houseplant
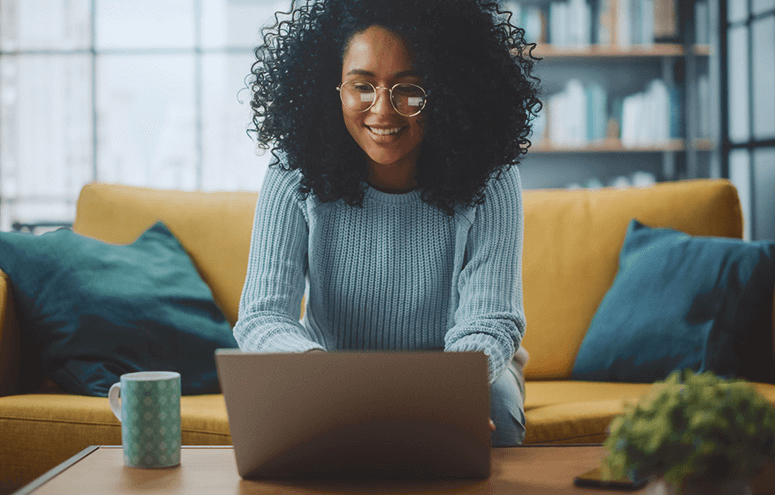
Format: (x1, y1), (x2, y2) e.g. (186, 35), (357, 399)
(602, 369), (775, 494)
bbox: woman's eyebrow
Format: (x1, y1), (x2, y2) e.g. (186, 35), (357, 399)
(345, 68), (420, 78)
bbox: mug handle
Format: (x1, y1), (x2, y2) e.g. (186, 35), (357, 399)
(108, 382), (122, 422)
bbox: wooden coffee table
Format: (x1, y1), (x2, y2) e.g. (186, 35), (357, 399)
(14, 444), (655, 494)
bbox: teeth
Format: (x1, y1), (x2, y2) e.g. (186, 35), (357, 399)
(369, 127), (402, 135)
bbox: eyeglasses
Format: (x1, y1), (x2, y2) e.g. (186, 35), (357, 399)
(336, 80), (428, 117)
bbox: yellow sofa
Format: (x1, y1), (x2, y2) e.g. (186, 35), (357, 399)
(1, 178), (774, 493)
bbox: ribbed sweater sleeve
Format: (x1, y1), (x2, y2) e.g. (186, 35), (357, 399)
(444, 167), (526, 384)
(232, 167), (326, 353)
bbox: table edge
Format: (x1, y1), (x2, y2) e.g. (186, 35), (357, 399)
(11, 443), (606, 494)
(13, 445), (99, 495)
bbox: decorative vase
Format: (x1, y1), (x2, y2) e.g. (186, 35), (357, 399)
(647, 478), (752, 495)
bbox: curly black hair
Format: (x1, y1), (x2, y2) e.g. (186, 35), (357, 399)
(249, 0), (541, 214)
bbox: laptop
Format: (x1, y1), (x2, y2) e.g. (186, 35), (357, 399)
(215, 349), (492, 480)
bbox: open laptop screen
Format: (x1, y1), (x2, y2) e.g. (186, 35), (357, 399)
(216, 350), (491, 480)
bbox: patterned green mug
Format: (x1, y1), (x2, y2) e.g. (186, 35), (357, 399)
(109, 371), (181, 468)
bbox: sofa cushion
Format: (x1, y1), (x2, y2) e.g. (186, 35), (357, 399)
(520, 179), (743, 379)
(521, 382), (775, 444)
(571, 220), (775, 383)
(72, 183), (259, 326)
(0, 221), (238, 396)
(523, 380), (654, 411)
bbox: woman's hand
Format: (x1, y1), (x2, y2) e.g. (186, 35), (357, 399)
(489, 418), (496, 432)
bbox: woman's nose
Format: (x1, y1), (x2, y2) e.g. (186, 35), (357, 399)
(370, 86), (395, 114)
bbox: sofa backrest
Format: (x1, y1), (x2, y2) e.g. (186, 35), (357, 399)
(72, 183), (259, 326)
(70, 179), (750, 381)
(520, 179), (744, 379)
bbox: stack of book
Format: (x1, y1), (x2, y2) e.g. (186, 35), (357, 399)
(619, 79), (672, 146)
(533, 78), (682, 148)
(500, 0), (678, 46)
(549, 0), (593, 46)
(546, 79), (607, 145)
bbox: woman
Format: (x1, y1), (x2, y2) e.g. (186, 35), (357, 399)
(234, 0), (541, 446)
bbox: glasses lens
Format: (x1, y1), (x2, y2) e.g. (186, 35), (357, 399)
(391, 84), (426, 116)
(341, 81), (375, 112)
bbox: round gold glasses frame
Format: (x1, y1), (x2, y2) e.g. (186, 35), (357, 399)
(336, 81), (428, 117)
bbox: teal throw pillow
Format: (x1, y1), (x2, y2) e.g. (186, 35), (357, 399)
(0, 222), (238, 396)
(571, 219), (775, 383)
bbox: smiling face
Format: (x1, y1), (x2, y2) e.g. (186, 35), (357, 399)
(340, 25), (425, 192)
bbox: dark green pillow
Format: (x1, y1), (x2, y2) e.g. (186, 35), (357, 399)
(0, 222), (238, 396)
(571, 220), (775, 383)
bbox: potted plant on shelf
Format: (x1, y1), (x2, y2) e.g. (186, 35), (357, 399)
(602, 369), (775, 495)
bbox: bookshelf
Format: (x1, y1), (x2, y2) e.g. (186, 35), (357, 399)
(505, 0), (719, 190)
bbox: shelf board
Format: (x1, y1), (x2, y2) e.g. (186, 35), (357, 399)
(522, 43), (712, 59)
(529, 139), (716, 153)
(694, 138), (716, 150)
(530, 139), (686, 153)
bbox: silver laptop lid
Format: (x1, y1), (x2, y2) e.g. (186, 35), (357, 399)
(215, 350), (491, 480)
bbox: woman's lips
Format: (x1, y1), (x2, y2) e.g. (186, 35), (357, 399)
(367, 125), (402, 135)
(365, 125), (406, 141)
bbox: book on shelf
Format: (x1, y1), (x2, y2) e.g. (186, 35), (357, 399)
(587, 83), (608, 141)
(550, 2), (569, 45)
(621, 79), (670, 146)
(566, 79), (588, 144)
(641, 0), (655, 45)
(617, 0), (655, 46)
(668, 84), (683, 139)
(529, 103), (548, 144)
(697, 73), (710, 139)
(549, 0), (592, 45)
(525, 7), (547, 43)
(694, 1), (709, 44)
(597, 0), (615, 44)
(568, 0), (592, 46)
(653, 0), (678, 39)
(546, 78), (590, 146)
(617, 0), (632, 47)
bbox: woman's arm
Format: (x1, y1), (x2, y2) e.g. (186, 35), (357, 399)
(444, 166), (526, 384)
(233, 167), (326, 353)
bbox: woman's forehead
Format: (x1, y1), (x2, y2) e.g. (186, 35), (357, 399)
(341, 25), (416, 77)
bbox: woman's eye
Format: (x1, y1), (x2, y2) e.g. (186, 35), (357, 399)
(352, 83), (373, 92)
(393, 85), (424, 97)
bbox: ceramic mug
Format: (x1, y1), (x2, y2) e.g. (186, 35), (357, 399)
(109, 371), (181, 468)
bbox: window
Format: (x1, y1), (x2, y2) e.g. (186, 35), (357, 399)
(0, 0), (283, 231)
(721, 0), (775, 240)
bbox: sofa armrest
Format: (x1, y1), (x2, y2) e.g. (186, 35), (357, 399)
(0, 270), (21, 397)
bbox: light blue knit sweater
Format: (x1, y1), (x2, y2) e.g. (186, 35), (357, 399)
(233, 165), (526, 384)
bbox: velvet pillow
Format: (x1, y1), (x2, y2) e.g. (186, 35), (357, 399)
(571, 219), (775, 383)
(0, 221), (238, 396)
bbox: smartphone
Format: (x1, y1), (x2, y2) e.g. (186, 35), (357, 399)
(573, 467), (649, 490)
